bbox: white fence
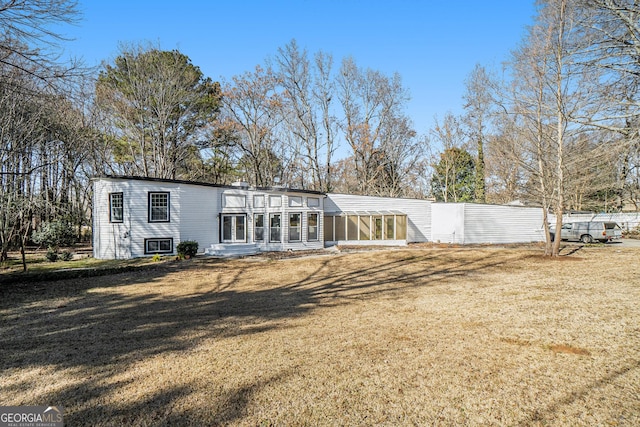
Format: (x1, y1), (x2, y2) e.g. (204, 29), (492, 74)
(560, 212), (640, 231)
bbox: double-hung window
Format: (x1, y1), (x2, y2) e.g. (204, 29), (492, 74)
(148, 192), (170, 222)
(254, 213), (265, 241)
(109, 192), (123, 223)
(222, 214), (246, 243)
(269, 213), (281, 242)
(307, 213), (319, 241)
(289, 213), (301, 242)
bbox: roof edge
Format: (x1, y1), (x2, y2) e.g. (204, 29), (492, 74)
(91, 175), (327, 196)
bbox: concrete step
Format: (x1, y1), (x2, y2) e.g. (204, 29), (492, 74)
(204, 243), (259, 257)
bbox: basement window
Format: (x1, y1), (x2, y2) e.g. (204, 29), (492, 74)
(145, 238), (173, 254)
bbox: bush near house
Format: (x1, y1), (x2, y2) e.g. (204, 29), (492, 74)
(177, 240), (198, 258)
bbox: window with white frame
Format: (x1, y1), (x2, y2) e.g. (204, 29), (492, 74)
(109, 192), (123, 223)
(289, 196), (303, 207)
(148, 192), (170, 222)
(223, 194), (246, 208)
(144, 238), (173, 254)
(269, 213), (281, 242)
(307, 212), (319, 241)
(222, 214), (246, 243)
(254, 213), (265, 241)
(254, 195), (265, 208)
(289, 213), (301, 242)
(269, 195), (282, 208)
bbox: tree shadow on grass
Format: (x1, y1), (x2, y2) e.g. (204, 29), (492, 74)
(519, 359), (640, 426)
(0, 248), (520, 425)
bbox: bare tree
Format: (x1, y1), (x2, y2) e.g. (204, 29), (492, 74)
(578, 0), (640, 210)
(220, 65), (285, 186)
(462, 64), (497, 203)
(0, 0), (80, 85)
(275, 40), (337, 191)
(337, 57), (417, 196)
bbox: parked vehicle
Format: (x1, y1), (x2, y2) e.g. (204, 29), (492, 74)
(550, 221), (622, 243)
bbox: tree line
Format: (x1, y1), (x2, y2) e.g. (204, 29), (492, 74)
(1, 0), (639, 262)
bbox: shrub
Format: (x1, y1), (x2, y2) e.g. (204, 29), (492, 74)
(152, 253), (161, 262)
(60, 251), (74, 261)
(32, 221), (77, 248)
(177, 240), (198, 258)
(46, 247), (59, 262)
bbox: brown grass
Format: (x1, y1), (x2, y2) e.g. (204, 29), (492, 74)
(1, 245), (639, 426)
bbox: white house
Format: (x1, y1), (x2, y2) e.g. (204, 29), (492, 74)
(92, 176), (546, 259)
(92, 176), (325, 259)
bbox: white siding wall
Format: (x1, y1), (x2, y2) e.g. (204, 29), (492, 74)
(93, 178), (181, 259)
(431, 203), (545, 244)
(431, 204), (465, 244)
(180, 184), (220, 253)
(325, 193), (432, 243)
(463, 204), (545, 244)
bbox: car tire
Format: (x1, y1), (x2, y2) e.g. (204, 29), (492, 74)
(581, 234), (593, 244)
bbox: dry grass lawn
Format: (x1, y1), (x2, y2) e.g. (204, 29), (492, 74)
(1, 244), (639, 426)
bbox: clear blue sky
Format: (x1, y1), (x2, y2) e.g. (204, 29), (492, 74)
(63, 0), (535, 137)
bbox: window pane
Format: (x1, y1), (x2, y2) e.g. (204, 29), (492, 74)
(110, 193), (123, 222)
(308, 213), (318, 241)
(235, 215), (245, 241)
(385, 217), (395, 240)
(270, 214), (281, 242)
(323, 216), (333, 241)
(289, 196), (302, 207)
(335, 216), (346, 240)
(269, 196), (282, 207)
(255, 227), (264, 241)
(396, 215), (407, 240)
(150, 193), (169, 221)
(146, 239), (172, 254)
(347, 216), (358, 240)
(308, 197), (319, 207)
(223, 216), (233, 241)
(359, 216), (370, 240)
(373, 216), (382, 240)
(289, 213), (301, 242)
(289, 213), (300, 227)
(254, 195), (265, 208)
(254, 214), (264, 241)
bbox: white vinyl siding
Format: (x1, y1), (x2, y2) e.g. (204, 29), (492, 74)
(93, 179), (180, 259)
(431, 203), (545, 244)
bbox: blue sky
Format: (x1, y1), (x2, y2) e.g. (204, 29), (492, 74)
(64, 0), (535, 137)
